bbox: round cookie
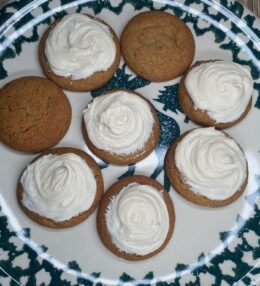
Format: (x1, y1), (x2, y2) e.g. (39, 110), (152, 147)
(17, 147), (104, 229)
(39, 14), (121, 92)
(0, 76), (71, 153)
(97, 175), (175, 261)
(82, 89), (160, 165)
(120, 11), (195, 82)
(165, 128), (248, 208)
(179, 60), (253, 129)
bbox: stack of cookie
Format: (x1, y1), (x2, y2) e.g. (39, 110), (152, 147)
(0, 10), (253, 261)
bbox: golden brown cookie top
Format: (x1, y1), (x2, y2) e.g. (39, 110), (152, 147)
(97, 175), (175, 261)
(0, 76), (71, 153)
(17, 147), (104, 228)
(121, 11), (195, 82)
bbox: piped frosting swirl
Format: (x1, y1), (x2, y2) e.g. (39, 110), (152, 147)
(45, 14), (116, 80)
(21, 153), (96, 222)
(83, 90), (154, 155)
(185, 61), (253, 123)
(175, 128), (247, 200)
(105, 183), (169, 255)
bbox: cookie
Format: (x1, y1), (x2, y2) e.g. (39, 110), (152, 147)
(165, 128), (248, 207)
(179, 60), (253, 129)
(120, 11), (195, 82)
(97, 175), (175, 261)
(39, 13), (121, 92)
(17, 147), (104, 229)
(0, 76), (71, 153)
(82, 89), (160, 165)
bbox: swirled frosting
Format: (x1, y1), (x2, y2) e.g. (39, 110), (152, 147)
(21, 153), (97, 222)
(185, 61), (253, 123)
(175, 128), (247, 200)
(45, 14), (116, 80)
(105, 183), (169, 255)
(83, 91), (154, 155)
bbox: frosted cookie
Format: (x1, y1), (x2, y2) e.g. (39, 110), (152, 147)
(0, 76), (71, 153)
(165, 128), (248, 207)
(120, 11), (195, 82)
(97, 175), (175, 261)
(179, 61), (253, 129)
(39, 13), (121, 91)
(17, 147), (104, 228)
(82, 89), (160, 165)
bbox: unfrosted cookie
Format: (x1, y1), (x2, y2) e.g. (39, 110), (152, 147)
(82, 89), (160, 165)
(0, 76), (71, 153)
(120, 11), (195, 82)
(39, 13), (121, 91)
(165, 128), (248, 207)
(17, 147), (104, 228)
(97, 175), (175, 261)
(179, 60), (253, 129)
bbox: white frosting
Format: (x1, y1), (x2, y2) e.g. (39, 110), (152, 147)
(175, 128), (247, 200)
(45, 14), (116, 80)
(21, 153), (97, 222)
(105, 183), (169, 255)
(83, 91), (154, 155)
(185, 61), (253, 123)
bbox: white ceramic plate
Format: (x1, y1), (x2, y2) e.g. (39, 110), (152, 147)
(0, 0), (259, 285)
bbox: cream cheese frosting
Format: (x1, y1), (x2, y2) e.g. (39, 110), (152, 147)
(185, 61), (253, 123)
(83, 90), (154, 155)
(21, 153), (97, 222)
(45, 14), (116, 80)
(105, 183), (169, 255)
(175, 128), (247, 200)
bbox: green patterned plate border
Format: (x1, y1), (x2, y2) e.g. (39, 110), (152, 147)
(0, 0), (260, 285)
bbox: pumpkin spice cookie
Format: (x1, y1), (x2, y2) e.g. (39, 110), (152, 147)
(39, 13), (121, 92)
(82, 89), (160, 165)
(120, 11), (195, 82)
(0, 76), (71, 153)
(17, 147), (104, 228)
(179, 60), (253, 129)
(97, 175), (175, 261)
(165, 128), (248, 208)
